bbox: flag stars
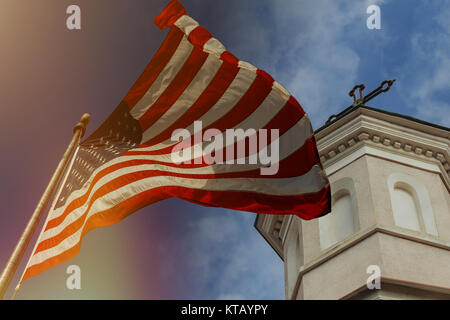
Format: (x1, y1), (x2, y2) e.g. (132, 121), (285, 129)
(61, 105), (140, 209)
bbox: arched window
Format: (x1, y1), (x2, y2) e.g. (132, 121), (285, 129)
(319, 178), (359, 250)
(388, 173), (437, 236)
(391, 184), (420, 231)
(333, 193), (356, 239)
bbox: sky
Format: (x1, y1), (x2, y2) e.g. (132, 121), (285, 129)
(0, 0), (449, 299)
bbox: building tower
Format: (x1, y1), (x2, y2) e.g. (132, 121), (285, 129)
(255, 101), (450, 299)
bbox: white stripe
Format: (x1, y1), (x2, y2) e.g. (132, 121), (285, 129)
(141, 77), (287, 151)
(46, 114), (312, 224)
(238, 60), (258, 73)
(229, 86), (288, 131)
(130, 36), (193, 119)
(37, 116), (314, 242)
(273, 81), (290, 101)
(174, 15), (199, 37)
(29, 163), (327, 268)
(203, 38), (226, 56)
(174, 15), (227, 57)
(140, 54), (223, 143)
(138, 84), (289, 156)
(140, 87), (290, 162)
(138, 67), (257, 151)
(147, 115), (313, 169)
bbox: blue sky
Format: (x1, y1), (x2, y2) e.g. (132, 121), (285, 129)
(165, 0), (450, 299)
(1, 0), (449, 300)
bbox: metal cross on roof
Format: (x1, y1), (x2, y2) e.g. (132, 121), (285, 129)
(325, 79), (396, 126)
(349, 79), (396, 107)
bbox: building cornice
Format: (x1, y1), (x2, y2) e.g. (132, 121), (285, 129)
(254, 214), (286, 259)
(316, 107), (450, 188)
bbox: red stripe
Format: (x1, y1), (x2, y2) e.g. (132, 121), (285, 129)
(36, 172), (326, 254)
(259, 96), (305, 144)
(44, 131), (318, 235)
(179, 184), (331, 219)
(265, 97), (304, 130)
(136, 70), (274, 155)
(257, 69), (274, 83)
(44, 158), (150, 230)
(35, 167), (329, 254)
(215, 96), (307, 161)
(129, 94), (305, 158)
(37, 142), (320, 254)
(286, 95), (306, 116)
(204, 72), (274, 132)
(188, 26), (213, 47)
(153, 0), (187, 30)
(126, 136), (318, 179)
(220, 51), (239, 66)
(176, 110), (309, 165)
(138, 47), (210, 131)
(140, 62), (240, 147)
(24, 184), (330, 280)
(123, 28), (185, 110)
(23, 187), (173, 281)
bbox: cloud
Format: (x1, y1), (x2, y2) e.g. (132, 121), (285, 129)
(265, 0), (391, 127)
(193, 0), (385, 128)
(435, 5), (450, 34)
(181, 209), (284, 299)
(217, 293), (246, 300)
(396, 2), (450, 126)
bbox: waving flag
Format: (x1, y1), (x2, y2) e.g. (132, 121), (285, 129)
(22, 0), (330, 281)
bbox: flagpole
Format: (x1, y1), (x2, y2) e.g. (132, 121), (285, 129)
(11, 145), (81, 300)
(0, 114), (91, 299)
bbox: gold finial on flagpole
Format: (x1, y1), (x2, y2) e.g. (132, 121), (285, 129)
(73, 113), (91, 138)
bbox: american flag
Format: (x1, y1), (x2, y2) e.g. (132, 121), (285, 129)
(21, 0), (330, 281)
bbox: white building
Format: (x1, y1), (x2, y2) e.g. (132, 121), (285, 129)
(255, 105), (450, 299)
